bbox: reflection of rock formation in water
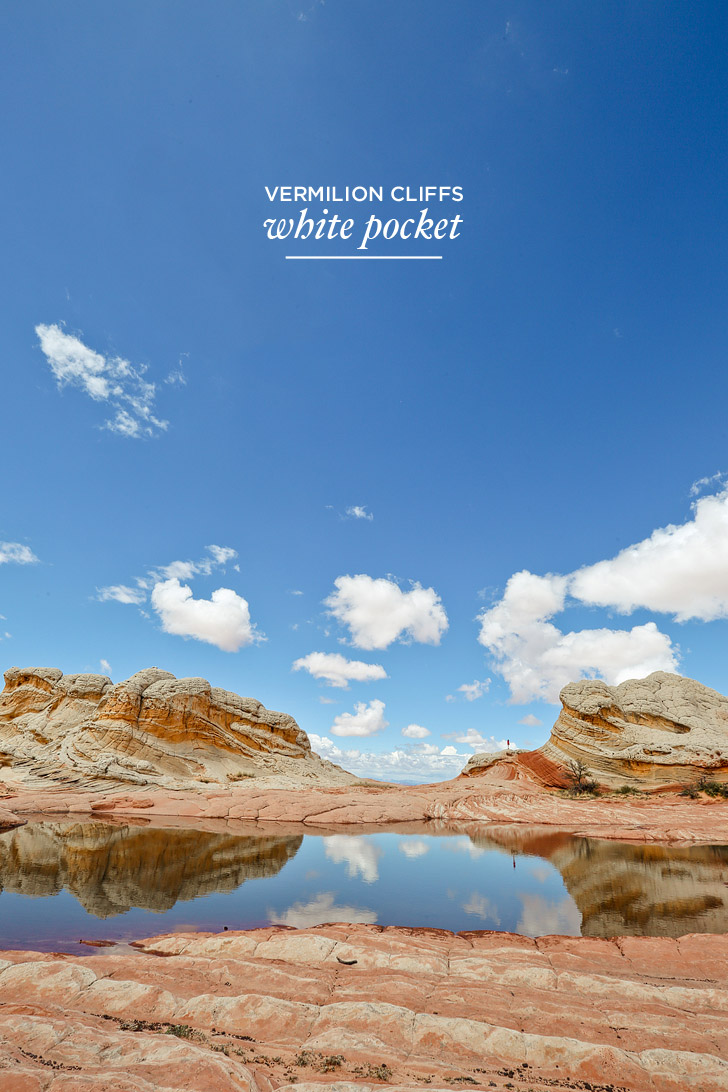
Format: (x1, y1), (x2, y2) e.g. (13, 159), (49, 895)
(0, 821), (302, 918)
(469, 826), (728, 937)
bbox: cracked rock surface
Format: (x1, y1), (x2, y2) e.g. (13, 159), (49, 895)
(0, 923), (726, 1091)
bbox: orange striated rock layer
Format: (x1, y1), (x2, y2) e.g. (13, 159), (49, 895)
(0, 666), (355, 790)
(0, 923), (726, 1091)
(465, 671), (728, 790)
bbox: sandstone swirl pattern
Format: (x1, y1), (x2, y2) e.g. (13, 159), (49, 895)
(465, 671), (728, 789)
(0, 666), (354, 790)
(0, 924), (726, 1091)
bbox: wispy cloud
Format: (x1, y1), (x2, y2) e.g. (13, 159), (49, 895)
(456, 679), (490, 702)
(36, 323), (168, 438)
(345, 505), (373, 521)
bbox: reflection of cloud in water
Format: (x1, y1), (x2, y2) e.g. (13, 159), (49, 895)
(517, 894), (581, 937)
(442, 837), (487, 859)
(268, 892), (378, 928)
(529, 865), (552, 884)
(462, 893), (500, 926)
(399, 838), (430, 859)
(324, 835), (383, 882)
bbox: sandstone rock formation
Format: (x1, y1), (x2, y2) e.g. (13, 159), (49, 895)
(465, 671), (728, 789)
(0, 666), (355, 790)
(0, 923), (726, 1091)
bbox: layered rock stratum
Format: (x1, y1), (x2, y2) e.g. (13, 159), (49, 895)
(465, 671), (728, 789)
(0, 666), (355, 790)
(0, 923), (726, 1092)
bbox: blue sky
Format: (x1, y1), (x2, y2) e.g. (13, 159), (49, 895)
(2, 2), (728, 781)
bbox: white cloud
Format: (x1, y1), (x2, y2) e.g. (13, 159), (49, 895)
(97, 584), (147, 605)
(310, 733), (472, 783)
(345, 505), (373, 521)
(401, 723), (430, 739)
(36, 323), (168, 438)
(330, 698), (388, 737)
(100, 659), (112, 675)
(480, 488), (728, 704)
(478, 570), (678, 704)
(450, 728), (508, 752)
(98, 545), (238, 607)
(519, 713), (542, 727)
(268, 892), (377, 928)
(292, 651), (387, 689)
(151, 578), (262, 652)
(324, 835), (382, 883)
(571, 486), (728, 622)
(325, 574), (448, 650)
(0, 542), (39, 566)
(457, 679), (490, 701)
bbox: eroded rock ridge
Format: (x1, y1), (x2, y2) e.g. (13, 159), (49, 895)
(0, 666), (354, 789)
(465, 671), (728, 789)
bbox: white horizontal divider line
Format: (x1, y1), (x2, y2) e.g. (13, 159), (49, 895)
(285, 255), (443, 260)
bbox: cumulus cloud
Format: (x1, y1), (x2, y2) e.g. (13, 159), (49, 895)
(151, 578), (261, 652)
(292, 651), (387, 689)
(325, 574), (448, 650)
(480, 487), (728, 702)
(330, 698), (388, 737)
(0, 542), (39, 565)
(97, 544), (244, 641)
(478, 570), (678, 704)
(457, 679), (490, 701)
(570, 486), (728, 621)
(309, 733), (492, 783)
(36, 323), (168, 438)
(449, 728), (508, 751)
(99, 659), (112, 675)
(401, 723), (430, 739)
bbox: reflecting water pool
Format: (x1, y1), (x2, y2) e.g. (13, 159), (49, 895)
(0, 817), (726, 953)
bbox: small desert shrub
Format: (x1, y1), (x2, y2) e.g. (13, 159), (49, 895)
(679, 784), (700, 799)
(227, 771), (255, 781)
(565, 758), (599, 795)
(166, 1024), (195, 1039)
(615, 784), (642, 795)
(697, 775), (728, 798)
